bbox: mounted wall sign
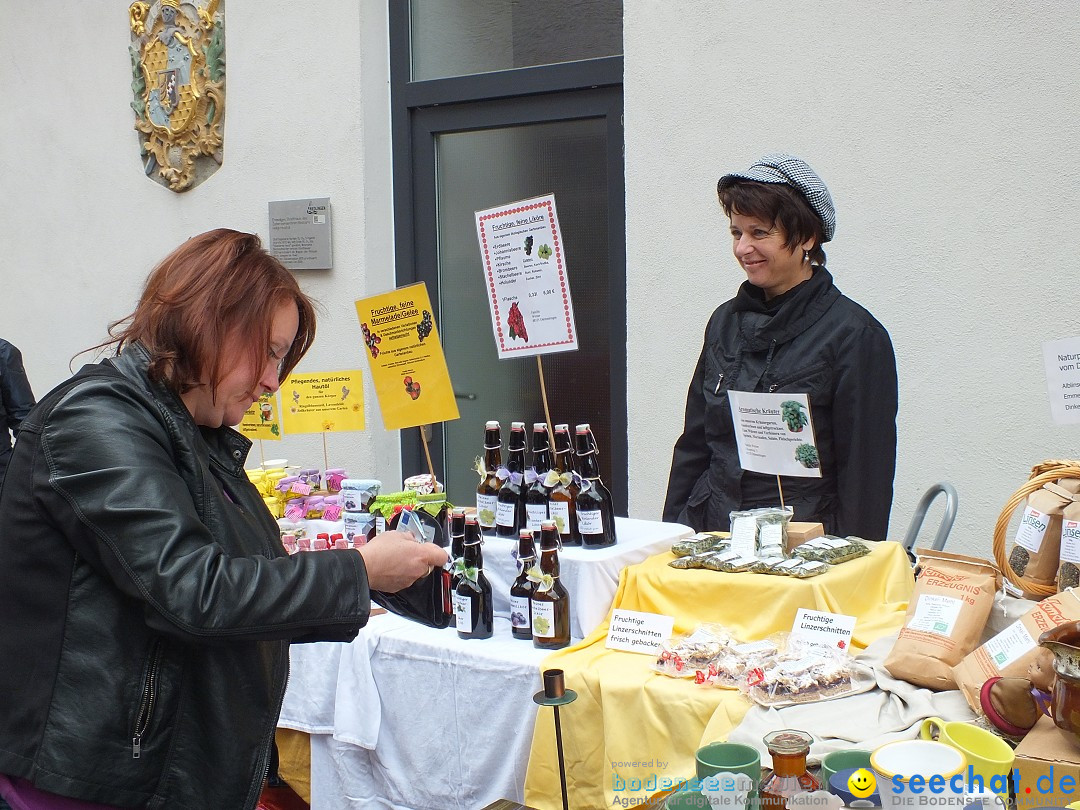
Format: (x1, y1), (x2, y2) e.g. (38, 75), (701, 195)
(128, 0), (225, 192)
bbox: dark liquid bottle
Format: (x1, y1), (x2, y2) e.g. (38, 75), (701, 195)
(574, 424), (617, 549)
(510, 529), (537, 640)
(524, 422), (552, 532)
(495, 421), (528, 538)
(475, 421), (502, 531)
(759, 729), (818, 810)
(448, 506), (467, 597)
(455, 517), (493, 640)
(531, 521), (571, 650)
(548, 423), (580, 546)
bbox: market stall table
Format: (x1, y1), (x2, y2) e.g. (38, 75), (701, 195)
(523, 540), (918, 810)
(277, 517), (692, 809)
(285, 516), (691, 639)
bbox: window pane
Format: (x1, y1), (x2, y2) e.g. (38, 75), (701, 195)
(410, 0), (622, 81)
(434, 119), (612, 503)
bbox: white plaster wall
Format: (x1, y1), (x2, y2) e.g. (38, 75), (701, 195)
(626, 1), (1080, 556)
(0, 1), (401, 483)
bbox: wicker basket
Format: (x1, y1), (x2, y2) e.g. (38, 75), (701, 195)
(993, 459), (1080, 598)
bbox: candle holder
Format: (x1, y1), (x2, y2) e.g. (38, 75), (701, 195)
(533, 668), (578, 810)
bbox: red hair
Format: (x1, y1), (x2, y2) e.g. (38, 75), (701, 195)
(106, 229), (316, 397)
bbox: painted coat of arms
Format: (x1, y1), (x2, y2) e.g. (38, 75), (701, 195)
(128, 0), (225, 192)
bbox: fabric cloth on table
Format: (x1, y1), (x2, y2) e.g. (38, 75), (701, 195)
(524, 541), (915, 810)
(727, 633), (975, 763)
(281, 613), (549, 810)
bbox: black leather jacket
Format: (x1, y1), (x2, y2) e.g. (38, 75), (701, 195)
(663, 268), (898, 539)
(0, 338), (36, 488)
(0, 344), (370, 809)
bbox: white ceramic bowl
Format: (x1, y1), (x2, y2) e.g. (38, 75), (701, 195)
(872, 740), (967, 810)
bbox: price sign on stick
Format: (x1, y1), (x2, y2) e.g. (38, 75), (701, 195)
(280, 371), (366, 434)
(727, 391), (821, 478)
(239, 392), (282, 440)
(354, 283), (459, 431)
(474, 194), (578, 358)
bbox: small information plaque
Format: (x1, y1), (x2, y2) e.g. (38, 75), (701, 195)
(269, 197), (332, 270)
(605, 609), (675, 655)
(791, 608), (856, 652)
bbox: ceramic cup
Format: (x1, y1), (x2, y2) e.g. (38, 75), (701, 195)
(821, 749), (873, 791)
(919, 717), (1014, 788)
(694, 741), (760, 784)
(871, 739), (967, 810)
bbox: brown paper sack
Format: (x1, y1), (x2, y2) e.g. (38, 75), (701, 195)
(1057, 496), (1080, 591)
(884, 548), (1002, 690)
(1008, 480), (1080, 595)
(952, 587), (1080, 711)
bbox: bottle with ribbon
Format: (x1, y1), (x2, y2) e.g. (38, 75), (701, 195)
(524, 422), (553, 532)
(546, 423), (580, 546)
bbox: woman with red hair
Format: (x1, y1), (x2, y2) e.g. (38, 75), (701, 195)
(0, 229), (446, 809)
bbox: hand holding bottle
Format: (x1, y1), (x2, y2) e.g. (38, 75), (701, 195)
(358, 530), (449, 592)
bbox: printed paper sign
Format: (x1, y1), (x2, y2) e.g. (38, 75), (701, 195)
(238, 392), (282, 440)
(605, 609), (675, 655)
(474, 194), (578, 358)
(791, 608), (856, 652)
(1043, 336), (1080, 425)
(280, 371), (365, 434)
(727, 391), (821, 478)
(354, 283), (459, 430)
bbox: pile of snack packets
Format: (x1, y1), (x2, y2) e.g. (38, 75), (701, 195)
(668, 507), (870, 578)
(654, 624), (857, 706)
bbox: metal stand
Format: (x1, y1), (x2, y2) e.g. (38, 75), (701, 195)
(532, 669), (578, 810)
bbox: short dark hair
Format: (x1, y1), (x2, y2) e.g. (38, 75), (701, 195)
(106, 229), (317, 397)
(717, 180), (827, 266)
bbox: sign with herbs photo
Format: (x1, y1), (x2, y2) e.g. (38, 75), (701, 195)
(727, 391), (821, 478)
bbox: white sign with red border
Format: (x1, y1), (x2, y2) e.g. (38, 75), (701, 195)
(474, 194), (578, 358)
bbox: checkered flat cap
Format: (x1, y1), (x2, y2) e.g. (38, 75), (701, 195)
(717, 153), (836, 242)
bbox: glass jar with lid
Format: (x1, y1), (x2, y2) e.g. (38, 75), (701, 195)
(759, 729), (820, 810)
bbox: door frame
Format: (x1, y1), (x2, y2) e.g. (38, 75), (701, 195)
(389, 3), (627, 512)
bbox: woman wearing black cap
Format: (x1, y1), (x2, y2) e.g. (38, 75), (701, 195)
(663, 154), (898, 540)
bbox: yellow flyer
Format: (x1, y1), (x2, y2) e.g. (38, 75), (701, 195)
(354, 283), (459, 430)
(238, 392), (282, 440)
(280, 371), (366, 434)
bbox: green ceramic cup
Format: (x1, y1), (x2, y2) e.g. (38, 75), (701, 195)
(820, 749), (872, 790)
(694, 741), (761, 783)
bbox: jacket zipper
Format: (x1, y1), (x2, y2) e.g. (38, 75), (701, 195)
(713, 373), (724, 394)
(132, 640), (163, 758)
(763, 341), (778, 391)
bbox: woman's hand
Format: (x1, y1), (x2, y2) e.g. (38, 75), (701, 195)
(357, 530), (449, 592)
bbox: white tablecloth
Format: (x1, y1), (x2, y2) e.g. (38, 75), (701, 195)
(281, 614), (548, 809)
(278, 518), (693, 810)
(482, 516), (692, 639)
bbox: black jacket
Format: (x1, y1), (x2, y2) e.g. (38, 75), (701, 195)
(0, 338), (36, 488)
(0, 344), (369, 809)
(663, 268), (897, 539)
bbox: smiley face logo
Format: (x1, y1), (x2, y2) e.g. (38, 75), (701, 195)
(847, 768), (876, 798)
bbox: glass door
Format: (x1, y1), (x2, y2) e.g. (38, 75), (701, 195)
(406, 90), (626, 509)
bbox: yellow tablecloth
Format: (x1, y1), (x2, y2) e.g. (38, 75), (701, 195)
(524, 541), (915, 810)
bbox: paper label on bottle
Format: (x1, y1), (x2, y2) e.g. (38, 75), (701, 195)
(1015, 506), (1051, 553)
(1062, 520), (1080, 564)
(578, 507), (603, 536)
(983, 620), (1036, 668)
(906, 593), (963, 637)
(476, 493), (498, 527)
(375, 515), (386, 534)
(526, 504), (548, 532)
(531, 599), (556, 638)
(454, 593), (473, 634)
(496, 500), (517, 528)
(510, 595), (531, 630)
(547, 500), (571, 534)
